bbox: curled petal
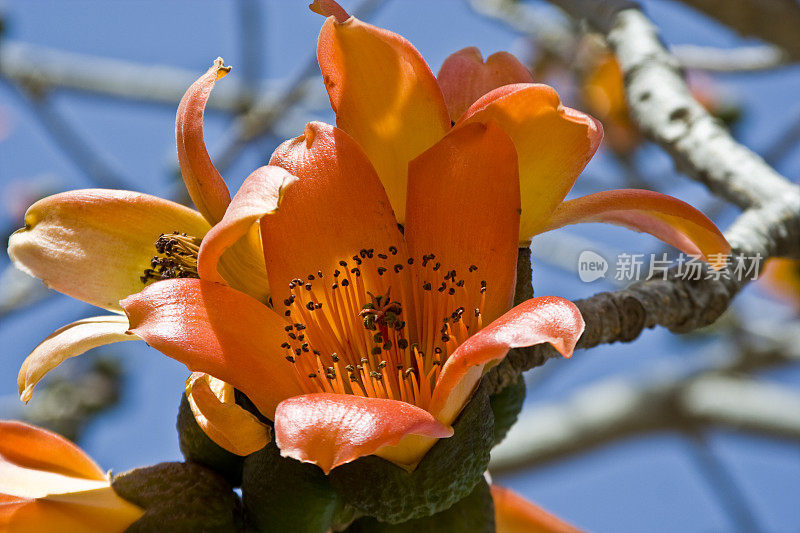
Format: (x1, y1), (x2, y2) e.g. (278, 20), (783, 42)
(492, 485), (581, 533)
(540, 189), (731, 268)
(18, 316), (138, 404)
(8, 189), (210, 312)
(274, 393), (453, 474)
(437, 47), (534, 122)
(458, 84), (603, 242)
(317, 14), (450, 221)
(0, 421), (144, 533)
(264, 122), (403, 307)
(430, 297), (583, 423)
(309, 0), (349, 22)
(185, 373), (271, 456)
(122, 279), (304, 418)
(405, 122), (519, 325)
(0, 420), (105, 480)
(198, 165), (296, 286)
(176, 58), (232, 225)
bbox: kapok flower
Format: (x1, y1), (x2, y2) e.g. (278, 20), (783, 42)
(9, 61), (267, 422)
(121, 107), (727, 473)
(0, 420), (143, 532)
(310, 0), (731, 255)
(760, 258), (800, 312)
(491, 485), (581, 533)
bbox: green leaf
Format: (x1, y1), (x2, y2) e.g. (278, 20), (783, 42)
(176, 393), (245, 487)
(489, 374), (526, 445)
(344, 478), (495, 533)
(242, 441), (343, 533)
(112, 462), (242, 532)
(329, 384), (494, 524)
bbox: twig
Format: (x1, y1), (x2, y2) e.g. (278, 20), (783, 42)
(676, 0), (800, 62)
(671, 44), (787, 72)
(211, 0), (389, 173)
(683, 430), (762, 533)
(12, 84), (135, 190)
(0, 40), (257, 112)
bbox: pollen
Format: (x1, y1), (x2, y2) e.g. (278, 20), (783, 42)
(275, 247), (487, 409)
(141, 231), (202, 284)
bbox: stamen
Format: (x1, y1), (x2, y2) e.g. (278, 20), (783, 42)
(141, 231), (202, 284)
(273, 248), (489, 410)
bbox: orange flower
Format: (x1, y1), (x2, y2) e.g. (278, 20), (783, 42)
(0, 420), (143, 532)
(581, 53), (640, 156)
(121, 120), (585, 472)
(492, 485), (582, 533)
(11, 1), (729, 474)
(120, 0), (727, 469)
(760, 258), (800, 312)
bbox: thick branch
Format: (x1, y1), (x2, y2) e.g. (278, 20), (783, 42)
(547, 0), (798, 209)
(484, 0), (800, 395)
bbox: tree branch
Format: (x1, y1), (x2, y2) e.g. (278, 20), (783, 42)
(676, 0), (800, 62)
(484, 1), (800, 395)
(490, 374), (800, 473)
(0, 40), (257, 112)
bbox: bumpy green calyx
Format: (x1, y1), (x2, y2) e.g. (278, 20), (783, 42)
(489, 374), (526, 445)
(344, 478), (495, 532)
(111, 462), (242, 532)
(329, 384), (494, 524)
(242, 441), (345, 533)
(176, 393), (245, 486)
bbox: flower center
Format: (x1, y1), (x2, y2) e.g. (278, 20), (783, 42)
(141, 231), (201, 284)
(277, 247), (487, 410)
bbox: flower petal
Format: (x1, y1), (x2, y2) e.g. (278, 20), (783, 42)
(264, 122), (404, 305)
(582, 54), (640, 155)
(0, 488), (143, 533)
(0, 421), (143, 533)
(8, 189), (211, 312)
(540, 189), (731, 268)
(437, 47), (534, 122)
(18, 315), (138, 404)
(185, 373), (271, 457)
(121, 278), (303, 418)
(458, 84), (603, 242)
(405, 121), (520, 325)
(492, 485), (581, 533)
(0, 420), (105, 481)
(274, 393), (453, 474)
(309, 0), (349, 22)
(317, 14), (450, 221)
(430, 296), (583, 423)
(176, 58), (232, 224)
(197, 165), (296, 288)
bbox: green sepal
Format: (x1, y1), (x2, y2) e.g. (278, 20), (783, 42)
(242, 441), (344, 533)
(489, 374), (526, 445)
(111, 462), (242, 532)
(176, 393), (245, 487)
(328, 384), (494, 524)
(344, 478), (495, 533)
